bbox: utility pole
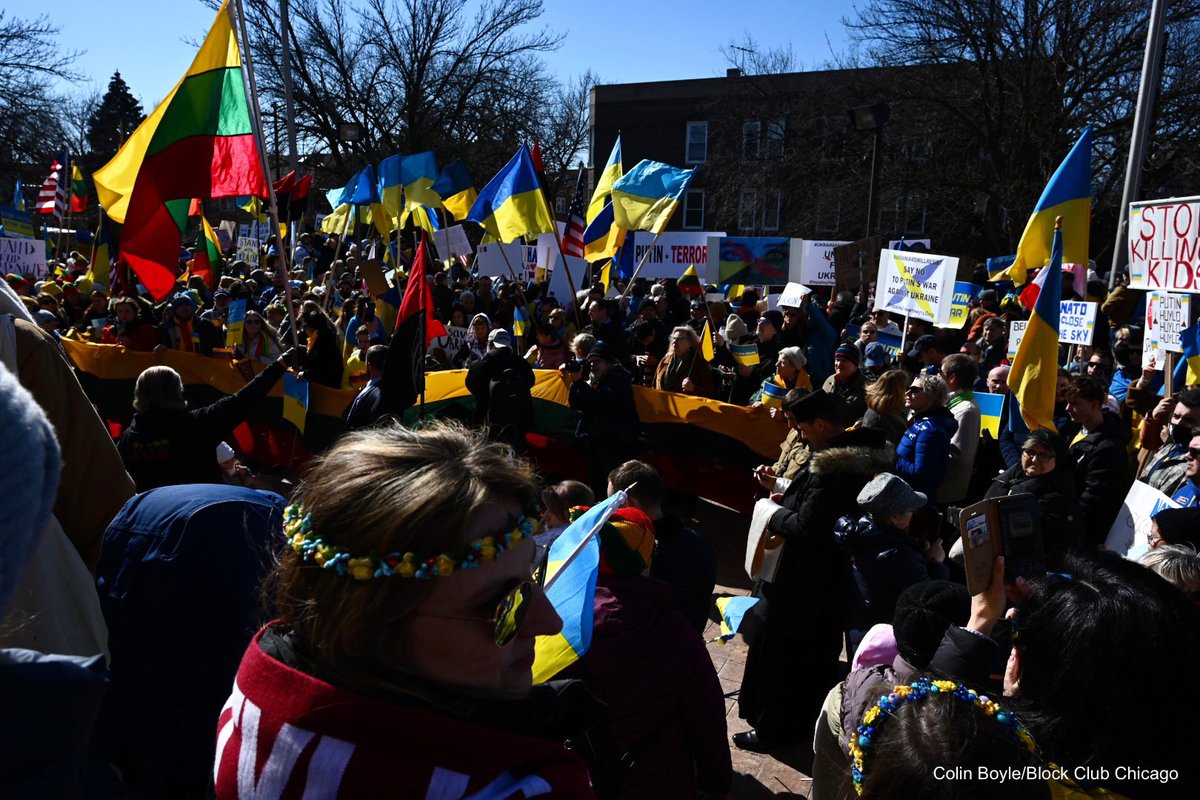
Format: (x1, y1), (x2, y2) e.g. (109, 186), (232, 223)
(279, 0), (300, 176)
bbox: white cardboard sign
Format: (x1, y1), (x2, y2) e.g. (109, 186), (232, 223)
(876, 248), (958, 324)
(1058, 301), (1098, 346)
(0, 237), (46, 278)
(1128, 198), (1200, 293)
(1105, 480), (1180, 560)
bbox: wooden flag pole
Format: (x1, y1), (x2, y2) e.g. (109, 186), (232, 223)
(550, 232), (584, 332)
(492, 239), (534, 323)
(233, 0), (300, 351)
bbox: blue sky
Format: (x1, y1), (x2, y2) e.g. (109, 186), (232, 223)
(50, 0), (852, 107)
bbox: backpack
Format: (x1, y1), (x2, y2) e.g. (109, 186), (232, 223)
(488, 367), (534, 435)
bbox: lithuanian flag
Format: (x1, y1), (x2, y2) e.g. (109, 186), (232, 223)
(70, 165), (88, 213)
(678, 264), (702, 296)
(194, 216), (224, 288)
(93, 0), (267, 300)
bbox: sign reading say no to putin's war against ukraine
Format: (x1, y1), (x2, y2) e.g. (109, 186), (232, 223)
(876, 249), (958, 324)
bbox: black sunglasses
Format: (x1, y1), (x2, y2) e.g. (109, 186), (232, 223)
(422, 544), (549, 647)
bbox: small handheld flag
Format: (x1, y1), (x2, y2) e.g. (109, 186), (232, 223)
(761, 379), (788, 408)
(715, 596), (760, 643)
(677, 264), (702, 296)
(731, 343), (760, 367)
(700, 319), (715, 362)
(282, 373), (309, 434)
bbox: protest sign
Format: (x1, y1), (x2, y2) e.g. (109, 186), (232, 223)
(432, 224), (472, 263)
(0, 206), (35, 238)
(0, 237), (47, 278)
(889, 239), (931, 251)
(711, 236), (792, 286)
(775, 282), (812, 309)
(547, 253), (588, 308)
(938, 282), (981, 329)
(833, 236), (884, 292)
(796, 239), (848, 286)
(1146, 291), (1191, 353)
(1058, 300), (1098, 346)
(1007, 320), (1028, 361)
(430, 324), (471, 357)
(1127, 197), (1200, 293)
(975, 392), (1004, 438)
(620, 231), (722, 281)
(236, 236), (259, 266)
(478, 242), (529, 279)
(1105, 480), (1180, 560)
(876, 248), (957, 324)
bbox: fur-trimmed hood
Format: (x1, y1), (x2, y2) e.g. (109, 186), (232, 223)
(809, 428), (895, 478)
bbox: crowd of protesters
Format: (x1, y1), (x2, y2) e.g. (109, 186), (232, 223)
(1, 224), (1198, 800)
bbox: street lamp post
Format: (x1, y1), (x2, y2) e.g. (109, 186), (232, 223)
(848, 103), (891, 239)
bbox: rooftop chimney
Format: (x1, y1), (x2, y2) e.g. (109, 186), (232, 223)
(726, 68), (743, 78)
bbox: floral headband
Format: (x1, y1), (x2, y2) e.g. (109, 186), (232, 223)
(283, 503), (539, 581)
(849, 677), (1036, 795)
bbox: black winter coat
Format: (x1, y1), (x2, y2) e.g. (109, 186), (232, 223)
(118, 360), (286, 492)
(568, 363), (639, 447)
(834, 513), (949, 626)
(1062, 411), (1131, 544)
(984, 464), (1084, 562)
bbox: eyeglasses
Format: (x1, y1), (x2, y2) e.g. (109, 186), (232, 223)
(1086, 361), (1104, 369)
(1021, 449), (1055, 461)
(421, 544), (549, 647)
(906, 385), (925, 394)
(1187, 447), (1200, 461)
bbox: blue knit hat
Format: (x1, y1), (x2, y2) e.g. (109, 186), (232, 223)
(0, 361), (61, 612)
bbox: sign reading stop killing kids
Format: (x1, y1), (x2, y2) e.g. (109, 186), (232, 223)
(1128, 197), (1200, 293)
(876, 248), (957, 324)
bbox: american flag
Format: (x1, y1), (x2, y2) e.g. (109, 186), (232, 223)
(561, 167), (587, 258)
(35, 153), (68, 220)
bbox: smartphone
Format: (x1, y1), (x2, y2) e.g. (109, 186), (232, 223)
(957, 493), (1044, 594)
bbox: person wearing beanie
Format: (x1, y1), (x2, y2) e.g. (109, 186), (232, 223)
(560, 505), (732, 800)
(464, 324), (536, 452)
(835, 473), (948, 628)
(157, 292), (220, 355)
(1149, 506), (1200, 550)
(822, 343), (868, 426)
(749, 344), (812, 407)
(811, 580), (970, 796)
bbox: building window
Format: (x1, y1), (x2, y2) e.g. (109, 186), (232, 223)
(904, 191), (928, 234)
(683, 190), (705, 230)
(743, 120), (761, 160)
(763, 190), (782, 232)
(555, 195), (567, 215)
(739, 190), (758, 232)
(766, 119), (785, 160)
(818, 197), (841, 236)
(685, 121), (708, 164)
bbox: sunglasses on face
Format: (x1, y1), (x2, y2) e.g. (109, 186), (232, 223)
(906, 385), (925, 394)
(1022, 449), (1055, 461)
(424, 544), (549, 647)
(1187, 447), (1200, 461)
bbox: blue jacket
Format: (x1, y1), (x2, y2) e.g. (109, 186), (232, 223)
(94, 484), (286, 797)
(894, 407), (958, 501)
(804, 303), (838, 387)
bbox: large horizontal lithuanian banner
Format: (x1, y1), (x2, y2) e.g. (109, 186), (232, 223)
(63, 339), (783, 511)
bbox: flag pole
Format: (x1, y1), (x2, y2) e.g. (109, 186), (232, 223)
(550, 233), (584, 331)
(232, 0), (299, 352)
(617, 228), (665, 300)
(418, 228), (432, 420)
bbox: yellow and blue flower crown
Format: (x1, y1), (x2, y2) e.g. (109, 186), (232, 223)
(849, 676), (1036, 795)
(283, 503), (540, 581)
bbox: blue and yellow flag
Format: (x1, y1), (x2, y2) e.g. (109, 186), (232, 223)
(532, 491), (626, 683)
(975, 391), (1005, 438)
(1173, 321), (1200, 389)
(587, 136), (622, 223)
(715, 595), (760, 643)
(13, 177), (25, 212)
(401, 151), (441, 216)
(731, 343), (760, 367)
(513, 304), (530, 338)
(761, 378), (788, 409)
(468, 145), (556, 242)
(610, 159), (695, 234)
(431, 159), (477, 221)
(582, 200), (626, 262)
(226, 298), (246, 349)
(238, 196), (267, 222)
(338, 165), (381, 207)
(282, 373), (309, 434)
(993, 127), (1091, 286)
(700, 319), (715, 361)
(599, 263), (611, 293)
(1008, 221), (1063, 430)
(378, 154), (404, 228)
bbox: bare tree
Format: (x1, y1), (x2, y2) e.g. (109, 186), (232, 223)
(0, 12), (80, 169)
(720, 33), (797, 76)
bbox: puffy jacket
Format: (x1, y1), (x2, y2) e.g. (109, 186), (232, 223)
(834, 513), (948, 626)
(894, 407), (958, 502)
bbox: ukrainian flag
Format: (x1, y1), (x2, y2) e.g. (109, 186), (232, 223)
(513, 304), (530, 339)
(1172, 321), (1200, 388)
(468, 145), (555, 242)
(582, 200), (626, 262)
(339, 165), (381, 207)
(701, 319), (715, 361)
(1008, 220), (1063, 430)
(378, 153), (404, 228)
(761, 379), (788, 409)
(716, 596), (760, 643)
(994, 127), (1091, 286)
(282, 373), (309, 434)
(226, 297), (246, 347)
(731, 343), (759, 367)
(431, 159), (477, 221)
(587, 136), (622, 223)
(533, 491), (627, 683)
(401, 151), (441, 216)
(610, 159), (695, 234)
(975, 391), (1005, 438)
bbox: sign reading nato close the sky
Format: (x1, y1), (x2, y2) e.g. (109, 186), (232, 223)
(876, 248), (958, 324)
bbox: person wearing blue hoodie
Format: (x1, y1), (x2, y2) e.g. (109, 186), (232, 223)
(894, 373), (959, 503)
